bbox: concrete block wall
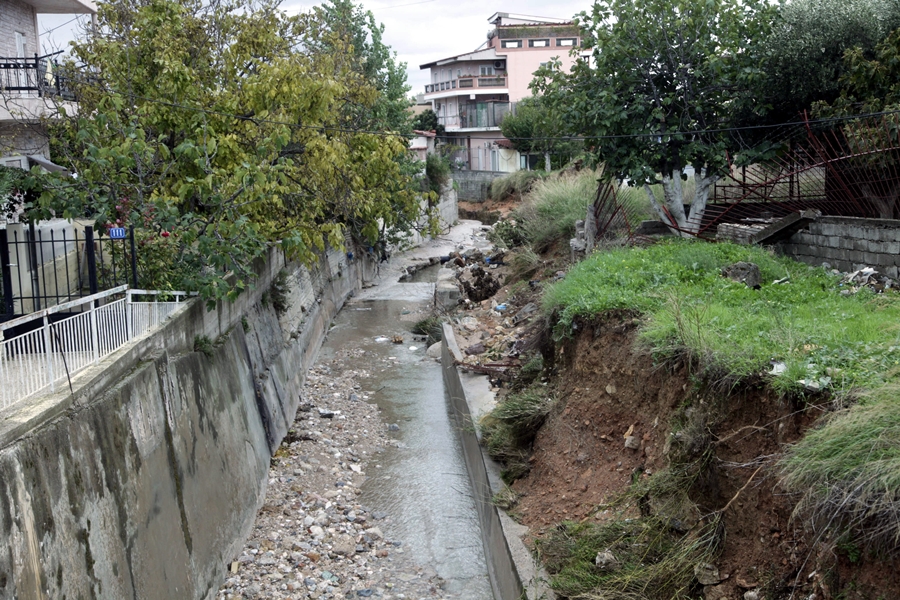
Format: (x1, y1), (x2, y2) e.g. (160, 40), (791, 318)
(453, 170), (506, 202)
(0, 244), (375, 600)
(779, 216), (900, 277)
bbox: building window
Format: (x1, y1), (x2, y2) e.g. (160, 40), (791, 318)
(479, 65), (495, 76)
(529, 39), (550, 48)
(556, 38), (577, 47)
(501, 40), (522, 48)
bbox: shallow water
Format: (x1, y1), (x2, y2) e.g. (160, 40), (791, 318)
(318, 272), (492, 599)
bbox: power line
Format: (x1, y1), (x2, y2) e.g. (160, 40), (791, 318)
(59, 74), (900, 143)
(42, 15), (83, 36)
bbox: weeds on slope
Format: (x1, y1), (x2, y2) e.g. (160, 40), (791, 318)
(542, 239), (900, 396)
(781, 384), (900, 556)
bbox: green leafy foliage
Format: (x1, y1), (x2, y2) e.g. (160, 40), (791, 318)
(424, 153), (450, 196)
(499, 96), (582, 170)
(38, 0), (422, 306)
(762, 0), (900, 121)
(543, 240), (900, 394)
(489, 170), (546, 202)
(533, 0), (777, 235)
(411, 108), (443, 135)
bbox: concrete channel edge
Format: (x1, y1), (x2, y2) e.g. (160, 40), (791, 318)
(441, 323), (555, 600)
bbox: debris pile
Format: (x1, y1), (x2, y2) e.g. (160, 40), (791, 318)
(838, 266), (896, 294)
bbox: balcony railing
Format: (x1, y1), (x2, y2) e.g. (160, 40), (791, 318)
(425, 76), (507, 94)
(0, 53), (75, 101)
(438, 101), (515, 129)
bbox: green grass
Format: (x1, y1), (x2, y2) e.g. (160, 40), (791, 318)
(542, 239), (900, 395)
(480, 383), (557, 482)
(780, 385), (900, 554)
(537, 515), (719, 599)
(515, 170), (598, 251)
(489, 169), (547, 202)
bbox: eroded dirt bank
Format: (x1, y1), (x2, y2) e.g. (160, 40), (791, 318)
(506, 314), (899, 599)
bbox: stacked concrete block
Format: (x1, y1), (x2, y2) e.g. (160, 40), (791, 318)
(778, 216), (900, 279)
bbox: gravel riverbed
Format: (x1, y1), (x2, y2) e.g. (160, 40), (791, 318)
(217, 345), (451, 600)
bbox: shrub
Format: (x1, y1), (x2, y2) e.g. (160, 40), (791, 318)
(425, 153), (451, 195)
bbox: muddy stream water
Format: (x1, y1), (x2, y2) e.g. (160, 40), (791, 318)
(317, 266), (493, 598)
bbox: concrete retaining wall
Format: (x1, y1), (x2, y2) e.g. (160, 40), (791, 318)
(0, 245), (374, 600)
(778, 216), (900, 277)
(441, 323), (557, 600)
(453, 171), (506, 202)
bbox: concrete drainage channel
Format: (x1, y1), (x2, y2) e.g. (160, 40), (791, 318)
(440, 321), (552, 600)
(337, 258), (547, 599)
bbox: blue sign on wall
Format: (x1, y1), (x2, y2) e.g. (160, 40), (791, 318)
(109, 227), (127, 240)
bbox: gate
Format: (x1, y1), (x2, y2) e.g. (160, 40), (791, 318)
(0, 223), (138, 322)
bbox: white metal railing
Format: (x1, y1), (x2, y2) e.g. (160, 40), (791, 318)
(0, 286), (192, 411)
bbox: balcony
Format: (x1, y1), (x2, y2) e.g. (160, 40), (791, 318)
(425, 76), (507, 95)
(438, 101), (514, 130)
(0, 54), (76, 101)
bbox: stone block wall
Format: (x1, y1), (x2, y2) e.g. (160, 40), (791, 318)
(453, 170), (506, 202)
(778, 216), (900, 277)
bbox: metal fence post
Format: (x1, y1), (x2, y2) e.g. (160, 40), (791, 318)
(0, 230), (13, 317)
(90, 299), (100, 364)
(129, 226), (138, 289)
(125, 289), (133, 341)
(42, 314), (54, 392)
(27, 221), (41, 311)
(84, 226), (99, 295)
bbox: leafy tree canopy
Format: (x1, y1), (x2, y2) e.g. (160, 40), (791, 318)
(499, 96), (581, 171)
(411, 108), (443, 135)
(818, 26), (900, 115)
(38, 0), (424, 304)
(315, 0), (412, 133)
(533, 0), (777, 235)
(761, 0), (900, 121)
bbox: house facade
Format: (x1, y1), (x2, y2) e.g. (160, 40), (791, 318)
(0, 0), (96, 168)
(420, 12), (582, 172)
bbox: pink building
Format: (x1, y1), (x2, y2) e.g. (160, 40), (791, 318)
(420, 13), (582, 172)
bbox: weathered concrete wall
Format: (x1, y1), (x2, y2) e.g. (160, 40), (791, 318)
(0, 245), (374, 600)
(778, 216), (900, 277)
(453, 170), (506, 202)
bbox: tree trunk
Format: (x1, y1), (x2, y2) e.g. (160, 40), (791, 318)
(544, 152), (551, 172)
(683, 169), (718, 235)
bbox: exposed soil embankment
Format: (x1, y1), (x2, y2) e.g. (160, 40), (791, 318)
(511, 315), (845, 599)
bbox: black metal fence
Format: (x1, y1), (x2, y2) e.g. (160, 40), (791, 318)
(0, 224), (137, 321)
(0, 52), (75, 100)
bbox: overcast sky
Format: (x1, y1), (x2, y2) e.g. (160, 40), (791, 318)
(37, 0), (590, 98)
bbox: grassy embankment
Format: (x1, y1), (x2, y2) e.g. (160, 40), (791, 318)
(483, 224), (900, 596)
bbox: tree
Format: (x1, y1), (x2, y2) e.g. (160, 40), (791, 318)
(315, 0), (412, 133)
(411, 108), (443, 135)
(533, 0), (776, 236)
(761, 0), (900, 122)
(500, 96), (580, 171)
(38, 0), (422, 303)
